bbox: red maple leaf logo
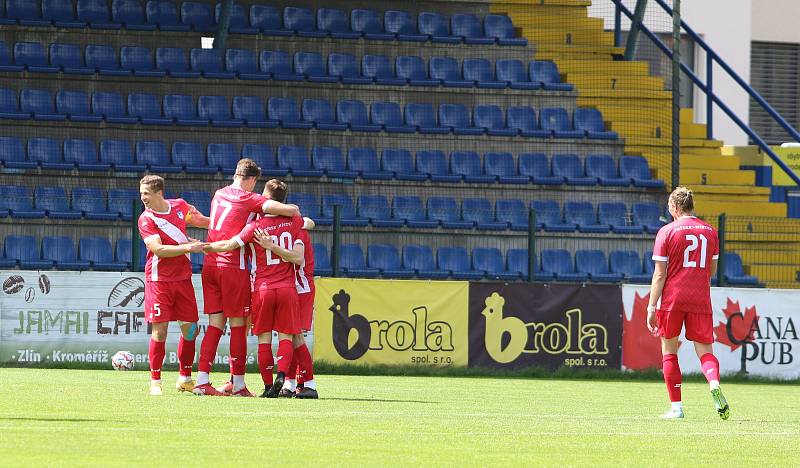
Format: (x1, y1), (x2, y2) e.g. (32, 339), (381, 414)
(622, 292), (680, 370)
(713, 298), (759, 351)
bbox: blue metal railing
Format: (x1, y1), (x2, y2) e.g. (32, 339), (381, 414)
(612, 0), (800, 186)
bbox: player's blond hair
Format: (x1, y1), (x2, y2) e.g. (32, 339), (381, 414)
(264, 179), (288, 203)
(669, 186), (694, 214)
(139, 175), (164, 194)
(235, 158), (261, 178)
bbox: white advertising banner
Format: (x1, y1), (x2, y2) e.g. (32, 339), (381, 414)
(0, 270), (313, 368)
(622, 284), (800, 379)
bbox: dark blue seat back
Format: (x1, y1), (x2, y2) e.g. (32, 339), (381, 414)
(403, 245), (437, 270)
(541, 249), (575, 275)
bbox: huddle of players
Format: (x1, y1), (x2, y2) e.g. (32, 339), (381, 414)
(137, 158), (318, 399)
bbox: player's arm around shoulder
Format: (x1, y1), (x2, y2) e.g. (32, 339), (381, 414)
(263, 199), (300, 217)
(302, 216), (315, 231)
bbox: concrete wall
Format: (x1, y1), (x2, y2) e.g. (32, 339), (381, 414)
(751, 0), (800, 43)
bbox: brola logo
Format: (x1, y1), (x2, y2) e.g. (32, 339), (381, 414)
(329, 289), (454, 360)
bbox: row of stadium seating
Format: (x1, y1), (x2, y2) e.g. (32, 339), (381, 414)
(0, 1), (527, 46)
(0, 42), (569, 91)
(0, 89), (615, 138)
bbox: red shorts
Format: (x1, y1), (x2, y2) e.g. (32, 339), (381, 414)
(656, 309), (714, 343)
(297, 283), (315, 331)
(250, 284), (299, 335)
(201, 265), (251, 317)
(144, 279), (199, 323)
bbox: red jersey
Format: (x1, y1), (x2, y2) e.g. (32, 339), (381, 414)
(234, 214), (304, 289)
(205, 185), (269, 270)
(295, 229), (314, 293)
(138, 198), (193, 282)
(653, 216), (719, 314)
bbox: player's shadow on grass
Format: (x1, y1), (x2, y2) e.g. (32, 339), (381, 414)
(324, 397), (437, 404)
(0, 417), (120, 423)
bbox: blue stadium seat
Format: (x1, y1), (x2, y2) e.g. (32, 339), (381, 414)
(313, 243), (332, 276)
(428, 197), (472, 229)
(92, 91), (137, 124)
(574, 108), (617, 139)
(1, 185), (45, 218)
(277, 145), (323, 177)
(463, 198), (507, 230)
(301, 98), (345, 131)
(396, 55), (438, 86)
(156, 48), (200, 78)
(35, 186), (81, 219)
(496, 59), (539, 90)
(576, 250), (622, 282)
(416, 150), (460, 183)
(180, 190), (211, 214)
(632, 202), (665, 233)
(451, 151), (495, 183)
(198, 95), (242, 127)
(484, 14), (527, 46)
(42, 236), (90, 270)
(268, 97), (312, 129)
(393, 196), (438, 228)
(610, 251), (652, 283)
(620, 156), (665, 188)
(71, 187), (117, 220)
(385, 10), (427, 41)
(429, 56), (472, 88)
(14, 42), (59, 73)
(418, 12), (460, 43)
(250, 5), (290, 36)
(85, 45), (128, 76)
(49, 43), (92, 74)
(599, 202), (643, 235)
(226, 49), (268, 80)
(362, 54), (405, 86)
(565, 201), (609, 233)
(146, 0), (189, 31)
(43, 0), (85, 28)
(21, 89), (65, 121)
(643, 255), (655, 278)
(214, 2), (257, 34)
(496, 199), (529, 231)
(260, 50), (302, 80)
(507, 106), (551, 138)
(439, 104), (482, 135)
(351, 9), (394, 40)
(56, 90), (101, 123)
(6, 235), (54, 269)
(173, 141), (216, 174)
(0, 136), (36, 169)
(0, 87), (27, 119)
(328, 53), (372, 84)
(382, 149), (426, 181)
(451, 13), (494, 44)
(113, 0), (155, 30)
(80, 237), (127, 270)
(181, 1), (214, 32)
(64, 138), (110, 171)
(337, 100), (381, 132)
(438, 247), (485, 280)
(368, 245), (414, 278)
(403, 245), (448, 279)
(284, 6), (325, 38)
(340, 244), (379, 277)
(723, 252), (760, 285)
(0, 41), (23, 72)
(28, 137), (73, 170)
(233, 96), (276, 128)
(6, 0), (50, 26)
(101, 139), (145, 172)
(508, 248), (552, 281)
(473, 247), (519, 280)
(540, 108), (584, 138)
(119, 46), (164, 77)
(164, 94), (207, 126)
(191, 48), (235, 79)
(358, 195), (403, 228)
(294, 52), (337, 83)
(541, 249), (587, 282)
(128, 93), (171, 125)
(207, 143), (239, 174)
(347, 147), (392, 180)
(107, 188), (139, 220)
(474, 105), (517, 136)
(371, 101), (415, 133)
(312, 146), (358, 178)
(532, 200), (574, 232)
(552, 154), (596, 186)
(405, 103), (448, 134)
(242, 143), (286, 177)
(322, 195), (366, 226)
(484, 152), (527, 184)
(317, 8), (359, 39)
(518, 153), (560, 185)
(77, 0), (119, 29)
(287, 193), (321, 221)
(586, 154), (628, 186)
(136, 141), (179, 173)
(529, 61), (573, 91)
(463, 58), (505, 89)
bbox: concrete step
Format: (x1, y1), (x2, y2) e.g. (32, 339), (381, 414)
(681, 155), (741, 170)
(681, 168), (755, 185)
(737, 250), (800, 265)
(569, 75), (665, 91)
(688, 184), (769, 196)
(681, 123), (707, 139)
(559, 60), (650, 75)
(686, 191), (770, 203)
(523, 28), (615, 46)
(724, 217), (800, 234)
(696, 200), (787, 218)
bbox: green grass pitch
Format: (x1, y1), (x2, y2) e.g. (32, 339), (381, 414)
(0, 368), (798, 466)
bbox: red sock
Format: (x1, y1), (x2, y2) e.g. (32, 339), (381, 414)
(177, 336), (195, 377)
(700, 353), (720, 383)
(198, 325), (223, 373)
(662, 354), (682, 402)
(286, 352), (298, 380)
(294, 343), (314, 383)
(149, 339), (166, 381)
(276, 339), (293, 374)
(257, 343), (273, 386)
(229, 326), (247, 376)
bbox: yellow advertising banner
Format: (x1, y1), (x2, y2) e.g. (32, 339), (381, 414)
(769, 146), (800, 186)
(313, 278), (469, 367)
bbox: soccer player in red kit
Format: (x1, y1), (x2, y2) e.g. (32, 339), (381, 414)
(647, 187), (730, 420)
(193, 159), (299, 397)
(137, 175), (209, 396)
